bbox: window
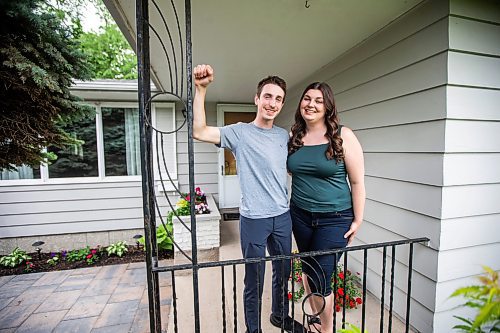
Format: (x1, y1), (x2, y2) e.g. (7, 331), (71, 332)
(102, 107), (140, 176)
(48, 112), (98, 178)
(0, 102), (176, 182)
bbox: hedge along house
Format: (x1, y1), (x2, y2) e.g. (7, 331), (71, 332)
(103, 0), (497, 332)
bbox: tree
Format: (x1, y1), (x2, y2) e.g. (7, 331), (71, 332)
(79, 25), (138, 79)
(0, 0), (94, 170)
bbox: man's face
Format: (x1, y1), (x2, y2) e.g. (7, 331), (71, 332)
(254, 84), (285, 122)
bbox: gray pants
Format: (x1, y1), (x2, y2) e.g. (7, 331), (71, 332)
(240, 211), (292, 332)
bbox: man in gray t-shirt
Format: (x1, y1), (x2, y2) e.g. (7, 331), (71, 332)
(193, 64), (304, 333)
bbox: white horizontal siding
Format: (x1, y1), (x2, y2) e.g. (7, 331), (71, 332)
(0, 180), (173, 238)
(441, 183), (500, 218)
(354, 221), (437, 281)
(363, 199), (441, 248)
(356, 121), (446, 153)
(437, 242), (500, 282)
(447, 86), (500, 120)
(449, 16), (500, 56)
(432, 2), (500, 331)
(448, 52), (500, 88)
(337, 52), (448, 111)
(340, 87), (447, 130)
(443, 153), (500, 185)
(366, 177), (442, 218)
(175, 102), (219, 195)
(440, 214), (500, 250)
(365, 153), (443, 185)
(445, 120), (500, 152)
(450, 0), (500, 22)
(332, 17), (449, 95)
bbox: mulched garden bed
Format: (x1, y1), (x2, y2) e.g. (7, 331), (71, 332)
(0, 246), (173, 276)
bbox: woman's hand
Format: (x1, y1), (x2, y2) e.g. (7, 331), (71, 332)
(344, 220), (362, 245)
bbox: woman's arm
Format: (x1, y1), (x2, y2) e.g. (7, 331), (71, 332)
(341, 127), (366, 245)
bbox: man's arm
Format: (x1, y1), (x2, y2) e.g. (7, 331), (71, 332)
(193, 64), (221, 144)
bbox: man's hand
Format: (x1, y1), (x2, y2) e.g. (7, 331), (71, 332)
(194, 64), (214, 88)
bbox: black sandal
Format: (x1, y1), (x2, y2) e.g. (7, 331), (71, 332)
(308, 316), (321, 325)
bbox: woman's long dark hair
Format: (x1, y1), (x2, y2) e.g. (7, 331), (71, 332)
(288, 82), (344, 162)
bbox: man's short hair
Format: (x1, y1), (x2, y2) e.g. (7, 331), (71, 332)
(256, 76), (287, 100)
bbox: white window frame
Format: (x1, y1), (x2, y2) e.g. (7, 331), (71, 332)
(0, 102), (178, 187)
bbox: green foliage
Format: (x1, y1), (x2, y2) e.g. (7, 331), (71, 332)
(0, 0), (93, 170)
(0, 247), (32, 267)
(66, 246), (99, 265)
(47, 254), (60, 266)
(79, 25), (137, 79)
(139, 221), (174, 251)
(106, 241), (128, 257)
(451, 266), (500, 332)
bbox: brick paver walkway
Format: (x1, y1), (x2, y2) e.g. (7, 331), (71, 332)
(0, 262), (172, 333)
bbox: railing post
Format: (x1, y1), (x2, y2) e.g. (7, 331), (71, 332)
(136, 0), (161, 332)
(184, 0), (201, 331)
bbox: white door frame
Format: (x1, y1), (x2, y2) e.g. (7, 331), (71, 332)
(216, 104), (257, 209)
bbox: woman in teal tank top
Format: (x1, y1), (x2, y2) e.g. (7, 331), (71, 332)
(287, 82), (365, 333)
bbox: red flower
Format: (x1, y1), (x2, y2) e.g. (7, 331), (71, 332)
(288, 292), (292, 300)
(356, 297), (362, 304)
(335, 305), (341, 312)
(86, 254), (92, 259)
(91, 249), (97, 254)
(349, 301), (355, 308)
(338, 272), (344, 280)
(337, 288), (344, 296)
(195, 187), (201, 192)
(186, 195), (190, 201)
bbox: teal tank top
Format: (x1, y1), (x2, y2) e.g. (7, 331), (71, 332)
(287, 141), (352, 213)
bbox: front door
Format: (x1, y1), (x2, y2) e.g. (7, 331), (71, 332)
(217, 104), (256, 209)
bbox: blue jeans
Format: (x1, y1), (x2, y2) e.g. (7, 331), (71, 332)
(240, 211), (292, 332)
(290, 202), (353, 296)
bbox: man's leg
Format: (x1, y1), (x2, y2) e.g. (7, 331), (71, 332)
(267, 211), (292, 319)
(240, 215), (272, 332)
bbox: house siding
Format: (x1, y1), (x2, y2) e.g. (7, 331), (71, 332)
(175, 101), (219, 198)
(276, 0), (498, 331)
(434, 0), (500, 331)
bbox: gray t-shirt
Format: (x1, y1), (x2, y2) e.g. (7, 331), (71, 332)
(219, 122), (289, 218)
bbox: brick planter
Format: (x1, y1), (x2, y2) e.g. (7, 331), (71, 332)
(172, 194), (221, 253)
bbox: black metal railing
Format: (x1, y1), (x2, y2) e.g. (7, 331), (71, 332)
(152, 237), (428, 332)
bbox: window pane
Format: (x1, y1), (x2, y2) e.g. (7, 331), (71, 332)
(0, 165), (40, 180)
(48, 114), (98, 178)
(102, 107), (140, 176)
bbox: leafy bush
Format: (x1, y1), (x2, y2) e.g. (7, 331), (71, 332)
(451, 266), (500, 332)
(332, 266), (363, 311)
(0, 247), (31, 267)
(66, 246), (99, 265)
(139, 221), (174, 251)
(47, 253), (60, 266)
(106, 241), (128, 257)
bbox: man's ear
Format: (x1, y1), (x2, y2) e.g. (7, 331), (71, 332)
(254, 94), (259, 105)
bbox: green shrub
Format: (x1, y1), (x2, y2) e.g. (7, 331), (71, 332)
(106, 241), (128, 257)
(0, 247), (31, 267)
(451, 266), (500, 332)
(66, 246), (99, 265)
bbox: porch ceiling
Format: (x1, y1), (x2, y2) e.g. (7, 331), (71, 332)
(105, 0), (423, 103)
